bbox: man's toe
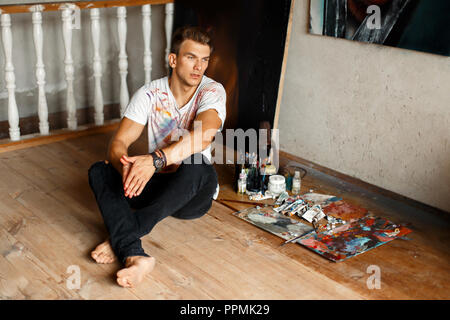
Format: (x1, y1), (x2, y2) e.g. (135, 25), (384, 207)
(117, 276), (130, 288)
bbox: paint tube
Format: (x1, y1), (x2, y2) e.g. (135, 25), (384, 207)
(275, 191), (289, 205)
(274, 201), (290, 213)
(249, 191), (275, 201)
(293, 204), (308, 216)
(281, 199), (305, 216)
(285, 199), (304, 215)
(302, 205), (325, 223)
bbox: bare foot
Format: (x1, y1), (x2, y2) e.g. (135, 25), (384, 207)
(116, 256), (156, 288)
(91, 240), (117, 264)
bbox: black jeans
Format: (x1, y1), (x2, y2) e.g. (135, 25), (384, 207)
(88, 153), (218, 265)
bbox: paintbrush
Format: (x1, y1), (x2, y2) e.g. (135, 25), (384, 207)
(280, 226), (317, 247)
(280, 234), (303, 246)
(217, 199), (273, 206)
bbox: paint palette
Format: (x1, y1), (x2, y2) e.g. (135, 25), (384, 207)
(296, 215), (412, 262)
(232, 206), (314, 241)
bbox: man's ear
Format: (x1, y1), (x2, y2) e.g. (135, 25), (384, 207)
(168, 53), (177, 69)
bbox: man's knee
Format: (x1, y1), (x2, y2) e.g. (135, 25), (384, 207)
(88, 161), (107, 178)
(173, 198), (213, 220)
(189, 157), (217, 180)
(193, 164), (218, 196)
(180, 155), (217, 182)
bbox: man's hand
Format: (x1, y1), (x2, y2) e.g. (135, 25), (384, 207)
(119, 157), (132, 185)
(120, 154), (155, 198)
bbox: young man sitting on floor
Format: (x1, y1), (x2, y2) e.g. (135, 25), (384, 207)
(88, 26), (226, 288)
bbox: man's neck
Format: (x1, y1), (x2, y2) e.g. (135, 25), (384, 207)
(168, 75), (200, 109)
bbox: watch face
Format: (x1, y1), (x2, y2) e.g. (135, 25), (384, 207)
(154, 158), (164, 169)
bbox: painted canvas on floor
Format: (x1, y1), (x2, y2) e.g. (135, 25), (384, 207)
(297, 215), (412, 262)
(233, 206), (314, 241)
(309, 0), (450, 56)
(322, 200), (368, 222)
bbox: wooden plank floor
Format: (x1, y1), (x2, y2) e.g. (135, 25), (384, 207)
(0, 130), (448, 299)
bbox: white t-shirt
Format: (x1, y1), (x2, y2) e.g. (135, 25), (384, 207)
(123, 75), (226, 163)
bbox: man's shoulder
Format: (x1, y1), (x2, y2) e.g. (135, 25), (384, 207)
(198, 76), (225, 94)
(148, 76), (168, 90)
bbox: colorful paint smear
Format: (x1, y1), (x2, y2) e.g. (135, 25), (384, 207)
(297, 215), (412, 262)
(322, 200), (368, 222)
(300, 193), (342, 206)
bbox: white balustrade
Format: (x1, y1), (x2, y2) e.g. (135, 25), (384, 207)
(1, 13), (20, 141)
(90, 8), (104, 125)
(31, 5), (49, 135)
(61, 5), (77, 130)
(117, 6), (129, 117)
(165, 3), (174, 71)
(1, 2), (174, 141)
(142, 4), (152, 85)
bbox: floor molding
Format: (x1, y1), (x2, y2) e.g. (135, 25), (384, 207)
(0, 120), (120, 154)
(280, 150), (449, 217)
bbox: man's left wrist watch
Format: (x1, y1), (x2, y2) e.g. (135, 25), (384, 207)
(150, 150), (166, 173)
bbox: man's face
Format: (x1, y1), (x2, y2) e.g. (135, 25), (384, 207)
(170, 39), (210, 87)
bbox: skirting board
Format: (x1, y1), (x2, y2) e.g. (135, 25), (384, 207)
(280, 150), (450, 217)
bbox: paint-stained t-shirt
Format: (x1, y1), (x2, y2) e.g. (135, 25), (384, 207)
(123, 75), (226, 163)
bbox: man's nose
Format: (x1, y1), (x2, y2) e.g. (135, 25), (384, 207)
(194, 60), (201, 71)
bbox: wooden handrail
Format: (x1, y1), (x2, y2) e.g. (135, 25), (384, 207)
(0, 0), (173, 14)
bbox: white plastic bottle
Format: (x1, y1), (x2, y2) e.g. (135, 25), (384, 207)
(291, 170), (301, 195)
(238, 169), (247, 194)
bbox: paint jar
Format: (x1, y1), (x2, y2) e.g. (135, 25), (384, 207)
(291, 170), (301, 195)
(285, 172), (292, 191)
(268, 175), (286, 196)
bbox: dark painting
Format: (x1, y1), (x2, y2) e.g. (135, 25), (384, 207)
(309, 0), (450, 56)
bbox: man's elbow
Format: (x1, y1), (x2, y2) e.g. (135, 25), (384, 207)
(108, 138), (128, 157)
(200, 127), (220, 149)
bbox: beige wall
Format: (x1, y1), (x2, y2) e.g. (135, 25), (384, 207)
(278, 0), (450, 212)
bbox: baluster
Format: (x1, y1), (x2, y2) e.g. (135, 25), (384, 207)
(142, 4), (152, 85)
(61, 5), (77, 130)
(165, 3), (174, 72)
(90, 8), (104, 125)
(32, 5), (49, 135)
(117, 6), (128, 117)
(1, 13), (20, 141)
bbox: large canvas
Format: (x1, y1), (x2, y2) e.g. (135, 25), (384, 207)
(309, 0), (450, 56)
(232, 192), (412, 262)
(297, 215), (412, 262)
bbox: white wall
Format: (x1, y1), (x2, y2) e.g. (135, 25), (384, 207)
(278, 0), (450, 212)
(0, 4), (168, 121)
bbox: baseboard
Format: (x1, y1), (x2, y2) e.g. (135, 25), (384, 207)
(279, 150), (449, 217)
(0, 120), (120, 154)
(0, 103), (121, 140)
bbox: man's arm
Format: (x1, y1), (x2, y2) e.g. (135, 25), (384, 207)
(162, 109), (222, 166)
(107, 117), (145, 177)
(122, 109), (222, 198)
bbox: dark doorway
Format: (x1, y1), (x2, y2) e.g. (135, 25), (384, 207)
(173, 0), (292, 131)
